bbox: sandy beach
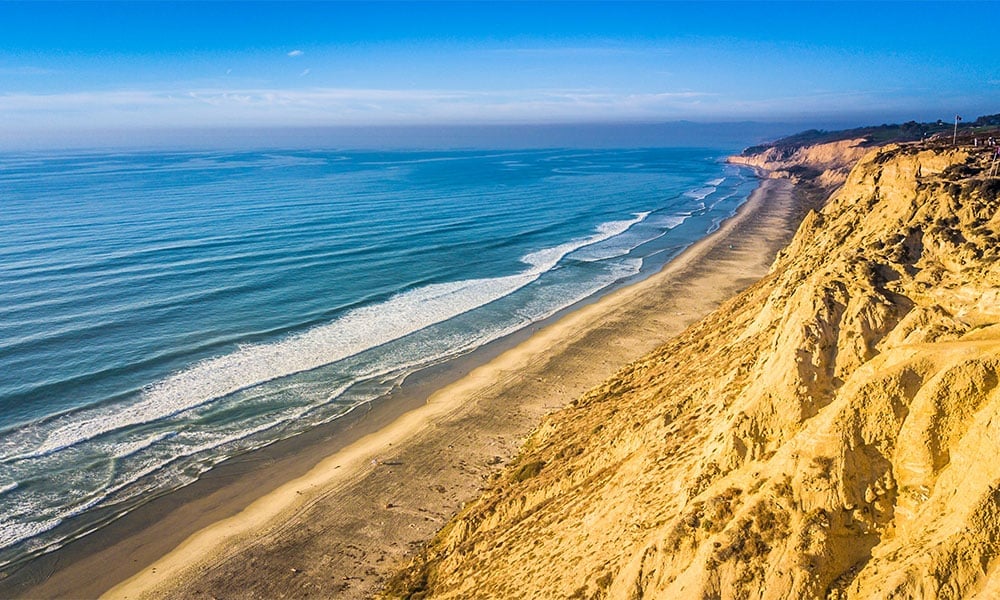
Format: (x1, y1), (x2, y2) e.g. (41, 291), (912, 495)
(9, 174), (810, 600)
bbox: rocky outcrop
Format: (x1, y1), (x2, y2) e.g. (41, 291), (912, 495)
(386, 142), (1000, 600)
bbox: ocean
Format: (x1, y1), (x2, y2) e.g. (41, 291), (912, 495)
(0, 147), (757, 567)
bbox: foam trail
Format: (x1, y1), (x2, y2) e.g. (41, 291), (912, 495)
(520, 213), (647, 270)
(568, 213), (657, 263)
(0, 402), (322, 555)
(0, 517), (63, 550)
(3, 213), (648, 462)
(659, 216), (688, 229)
(684, 186), (717, 202)
(106, 431), (177, 460)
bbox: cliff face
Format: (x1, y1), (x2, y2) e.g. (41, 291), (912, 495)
(387, 143), (1000, 600)
(728, 138), (872, 189)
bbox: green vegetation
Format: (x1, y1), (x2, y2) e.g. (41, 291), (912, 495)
(511, 459), (546, 482)
(743, 113), (1000, 156)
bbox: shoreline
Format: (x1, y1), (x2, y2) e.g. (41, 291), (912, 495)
(10, 173), (808, 600)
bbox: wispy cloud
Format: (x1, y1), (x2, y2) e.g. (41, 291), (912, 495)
(300, 69), (311, 77)
(0, 84), (965, 133)
(0, 86), (722, 128)
(287, 50), (303, 57)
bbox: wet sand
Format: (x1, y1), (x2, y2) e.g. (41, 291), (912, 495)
(9, 175), (810, 600)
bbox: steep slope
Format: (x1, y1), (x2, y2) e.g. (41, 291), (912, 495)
(728, 137), (871, 189)
(385, 142), (1000, 599)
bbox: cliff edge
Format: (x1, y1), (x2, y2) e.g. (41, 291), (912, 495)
(728, 137), (870, 189)
(386, 141), (1000, 599)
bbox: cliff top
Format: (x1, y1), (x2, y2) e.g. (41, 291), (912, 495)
(743, 112), (1000, 157)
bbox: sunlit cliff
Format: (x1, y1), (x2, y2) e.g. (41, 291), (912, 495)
(387, 139), (1000, 599)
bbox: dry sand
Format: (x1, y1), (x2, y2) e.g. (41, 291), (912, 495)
(13, 176), (807, 600)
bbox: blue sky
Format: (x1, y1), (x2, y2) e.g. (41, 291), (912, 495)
(2, 1), (998, 149)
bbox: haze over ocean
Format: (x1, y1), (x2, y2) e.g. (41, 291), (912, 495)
(0, 146), (756, 566)
(3, 2), (998, 149)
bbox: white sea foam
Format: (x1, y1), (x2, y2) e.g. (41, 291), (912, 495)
(0, 516), (63, 550)
(0, 477), (123, 555)
(684, 186), (716, 202)
(707, 177), (725, 186)
(569, 215), (650, 262)
(106, 431), (177, 460)
(655, 214), (689, 230)
(0, 401), (326, 554)
(523, 213), (648, 268)
(572, 242), (640, 263)
(2, 213), (648, 463)
(101, 412), (312, 506)
(575, 211), (691, 263)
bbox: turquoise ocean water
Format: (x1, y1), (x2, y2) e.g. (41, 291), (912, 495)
(0, 147), (756, 566)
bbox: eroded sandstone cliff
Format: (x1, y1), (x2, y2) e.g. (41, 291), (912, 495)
(728, 138), (872, 189)
(387, 141), (1000, 600)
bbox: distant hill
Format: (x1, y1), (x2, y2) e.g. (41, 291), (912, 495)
(743, 112), (1000, 156)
